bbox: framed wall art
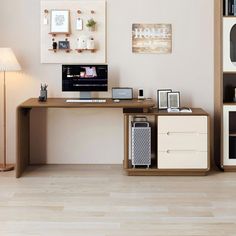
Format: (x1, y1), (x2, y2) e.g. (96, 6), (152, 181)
(167, 92), (180, 108)
(132, 23), (172, 54)
(157, 89), (172, 110)
(50, 10), (70, 34)
(58, 40), (70, 49)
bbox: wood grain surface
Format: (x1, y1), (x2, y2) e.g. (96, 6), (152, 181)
(0, 165), (236, 236)
(19, 98), (155, 109)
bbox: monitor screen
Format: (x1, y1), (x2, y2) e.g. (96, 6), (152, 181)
(62, 64), (108, 92)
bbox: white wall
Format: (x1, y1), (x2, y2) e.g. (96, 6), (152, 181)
(0, 0), (214, 164)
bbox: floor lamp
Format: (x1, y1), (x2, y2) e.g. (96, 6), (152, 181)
(0, 48), (21, 171)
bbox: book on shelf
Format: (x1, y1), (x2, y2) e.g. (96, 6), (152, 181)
(225, 0), (228, 16)
(167, 107), (192, 113)
(232, 0), (236, 16)
(224, 0), (236, 16)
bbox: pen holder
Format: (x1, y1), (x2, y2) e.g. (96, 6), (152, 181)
(40, 90), (47, 101)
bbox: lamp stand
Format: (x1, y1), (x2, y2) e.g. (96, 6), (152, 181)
(0, 71), (14, 171)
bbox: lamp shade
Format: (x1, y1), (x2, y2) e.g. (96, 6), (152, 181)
(0, 48), (21, 72)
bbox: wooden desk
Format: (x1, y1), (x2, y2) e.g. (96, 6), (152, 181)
(16, 98), (155, 178)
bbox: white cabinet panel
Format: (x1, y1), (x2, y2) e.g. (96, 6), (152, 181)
(157, 116), (208, 169)
(158, 116), (207, 134)
(158, 133), (207, 151)
(158, 151), (208, 169)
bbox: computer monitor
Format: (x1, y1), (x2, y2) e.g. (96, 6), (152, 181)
(62, 64), (108, 99)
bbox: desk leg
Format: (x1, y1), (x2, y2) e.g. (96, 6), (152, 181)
(124, 114), (129, 169)
(16, 107), (30, 178)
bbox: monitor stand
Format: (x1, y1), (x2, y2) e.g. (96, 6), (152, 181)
(80, 92), (92, 99)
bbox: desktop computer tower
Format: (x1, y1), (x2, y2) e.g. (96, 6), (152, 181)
(131, 118), (151, 168)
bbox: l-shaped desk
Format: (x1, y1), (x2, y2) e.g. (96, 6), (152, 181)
(16, 98), (155, 178)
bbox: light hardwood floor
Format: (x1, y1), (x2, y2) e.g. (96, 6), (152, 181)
(0, 165), (236, 236)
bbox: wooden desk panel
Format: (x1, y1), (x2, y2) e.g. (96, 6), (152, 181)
(19, 98), (155, 109)
(16, 98), (155, 178)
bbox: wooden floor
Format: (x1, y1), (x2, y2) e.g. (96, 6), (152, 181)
(0, 165), (236, 236)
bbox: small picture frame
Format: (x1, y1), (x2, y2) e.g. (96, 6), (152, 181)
(58, 41), (70, 50)
(157, 89), (172, 109)
(50, 10), (70, 34)
(167, 91), (180, 108)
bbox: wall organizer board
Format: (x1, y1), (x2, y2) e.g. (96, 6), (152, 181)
(41, 0), (106, 64)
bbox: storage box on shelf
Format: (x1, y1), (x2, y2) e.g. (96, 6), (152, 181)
(123, 108), (210, 176)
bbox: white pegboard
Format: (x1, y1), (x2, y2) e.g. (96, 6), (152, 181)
(41, 0), (106, 64)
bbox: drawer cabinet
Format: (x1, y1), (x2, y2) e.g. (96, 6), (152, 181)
(158, 116), (208, 169)
(123, 108), (210, 176)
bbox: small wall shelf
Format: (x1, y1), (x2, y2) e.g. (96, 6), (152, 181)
(48, 49), (72, 53)
(75, 49), (96, 53)
(49, 32), (71, 37)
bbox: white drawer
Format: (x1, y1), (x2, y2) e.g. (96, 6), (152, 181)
(158, 151), (208, 169)
(158, 116), (207, 134)
(158, 133), (207, 151)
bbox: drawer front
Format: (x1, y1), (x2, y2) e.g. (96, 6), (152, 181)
(158, 151), (208, 169)
(158, 133), (207, 151)
(158, 116), (207, 134)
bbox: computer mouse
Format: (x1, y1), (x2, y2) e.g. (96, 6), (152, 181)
(114, 99), (120, 103)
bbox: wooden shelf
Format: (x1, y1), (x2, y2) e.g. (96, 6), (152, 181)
(75, 49), (96, 53)
(223, 102), (236, 105)
(48, 49), (72, 53)
(124, 160), (208, 176)
(123, 108), (208, 116)
(49, 32), (71, 37)
(223, 71), (236, 74)
(126, 168), (209, 176)
(126, 159), (157, 169)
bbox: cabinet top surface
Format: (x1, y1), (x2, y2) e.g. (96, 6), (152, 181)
(18, 98), (155, 109)
(124, 108), (209, 116)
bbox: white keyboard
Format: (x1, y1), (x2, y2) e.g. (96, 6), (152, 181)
(66, 99), (106, 103)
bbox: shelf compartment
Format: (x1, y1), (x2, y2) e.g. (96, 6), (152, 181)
(229, 135), (236, 159)
(229, 132), (236, 136)
(223, 18), (236, 72)
(229, 112), (236, 159)
(223, 73), (236, 102)
(127, 159), (157, 170)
